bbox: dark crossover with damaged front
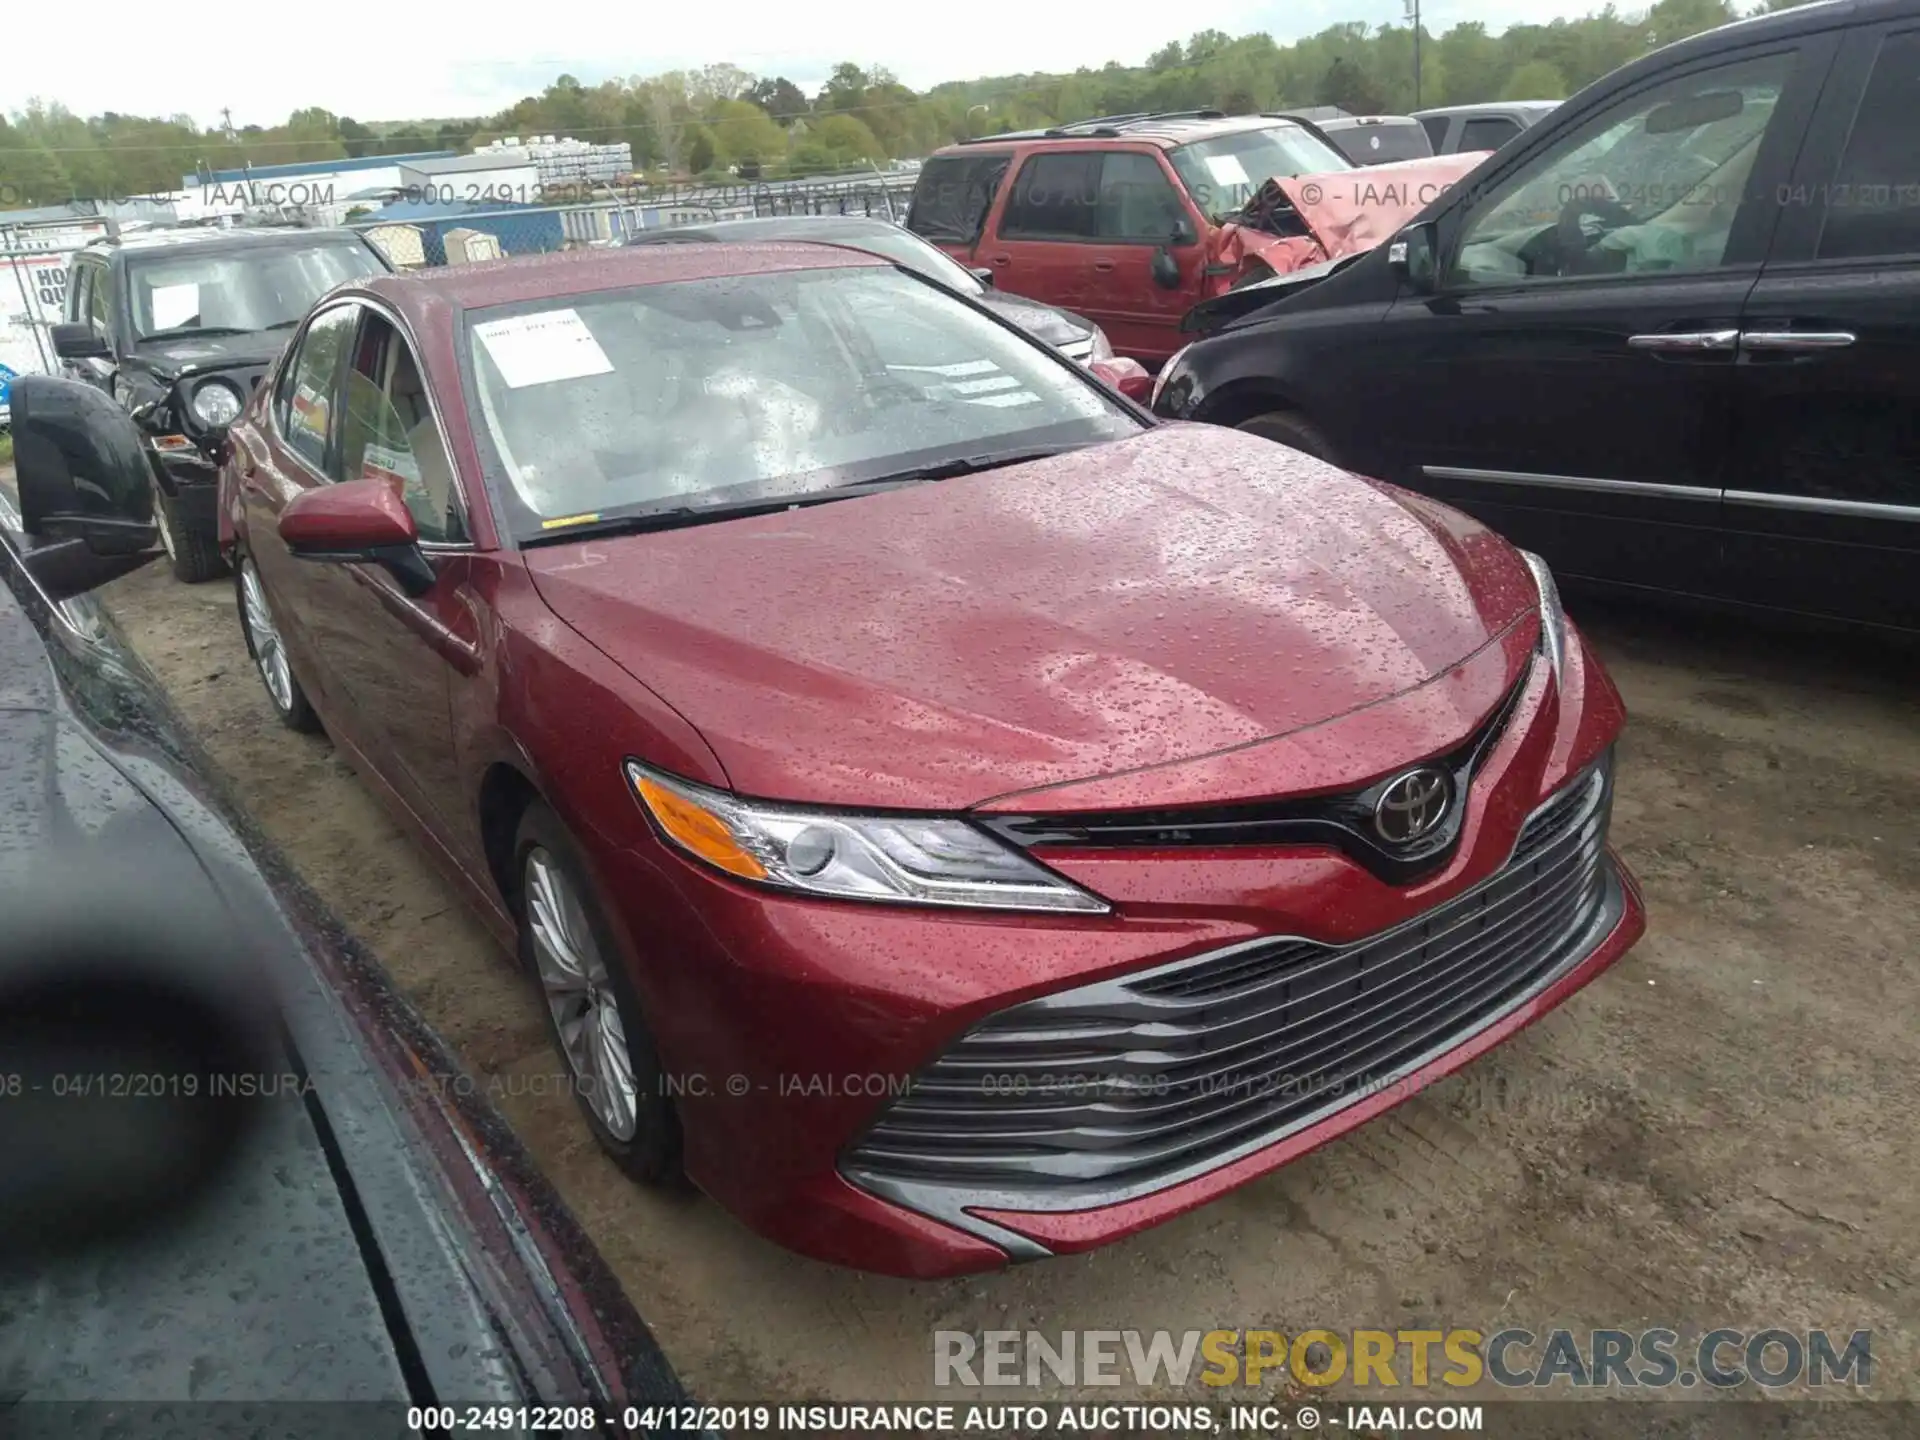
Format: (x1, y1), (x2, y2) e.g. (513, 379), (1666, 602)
(52, 226), (390, 582)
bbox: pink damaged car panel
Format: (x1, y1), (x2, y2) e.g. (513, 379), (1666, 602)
(1206, 151), (1494, 292)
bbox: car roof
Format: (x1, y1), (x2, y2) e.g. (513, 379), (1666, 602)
(357, 240), (887, 320)
(1316, 115), (1424, 129)
(1411, 102), (1560, 120)
(80, 226), (372, 257)
(943, 111), (1324, 152)
(638, 215), (903, 242)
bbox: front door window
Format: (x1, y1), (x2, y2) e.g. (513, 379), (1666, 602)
(1450, 51), (1796, 284)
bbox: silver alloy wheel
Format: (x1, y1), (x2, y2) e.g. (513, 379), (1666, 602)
(154, 486), (178, 561)
(525, 847), (639, 1141)
(239, 558), (294, 714)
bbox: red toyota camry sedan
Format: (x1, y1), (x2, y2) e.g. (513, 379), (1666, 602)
(217, 242), (1645, 1277)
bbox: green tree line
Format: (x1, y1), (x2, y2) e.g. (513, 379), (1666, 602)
(1, 0), (1819, 208)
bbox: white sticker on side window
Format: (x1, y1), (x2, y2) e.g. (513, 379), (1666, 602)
(473, 309), (614, 389)
(1203, 154), (1251, 188)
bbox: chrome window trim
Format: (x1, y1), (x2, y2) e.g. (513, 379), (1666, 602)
(1722, 488), (1920, 523)
(1422, 465), (1720, 502)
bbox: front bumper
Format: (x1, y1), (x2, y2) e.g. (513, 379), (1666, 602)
(149, 445), (222, 542)
(593, 625), (1642, 1276)
(151, 446), (219, 495)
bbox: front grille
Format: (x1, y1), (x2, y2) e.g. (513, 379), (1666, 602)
(845, 753), (1616, 1197)
(977, 665), (1529, 886)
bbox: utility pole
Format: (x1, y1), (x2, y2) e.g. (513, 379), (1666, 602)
(221, 107), (237, 144)
(1404, 0), (1422, 110)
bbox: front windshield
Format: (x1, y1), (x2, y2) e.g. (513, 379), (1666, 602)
(128, 241), (385, 340)
(1171, 124), (1352, 221)
(463, 265), (1137, 540)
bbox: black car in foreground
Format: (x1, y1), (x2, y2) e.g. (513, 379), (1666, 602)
(627, 214), (1115, 365)
(0, 378), (702, 1437)
(1157, 0), (1920, 635)
(55, 226), (390, 583)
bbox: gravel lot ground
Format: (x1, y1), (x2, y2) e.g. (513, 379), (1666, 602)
(83, 540), (1920, 1408)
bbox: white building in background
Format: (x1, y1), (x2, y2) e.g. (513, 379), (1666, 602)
(476, 135), (633, 192)
(396, 152), (543, 205)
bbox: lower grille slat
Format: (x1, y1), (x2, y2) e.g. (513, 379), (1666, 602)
(845, 755), (1619, 1194)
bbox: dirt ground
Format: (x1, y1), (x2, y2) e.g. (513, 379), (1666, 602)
(91, 547), (1918, 1407)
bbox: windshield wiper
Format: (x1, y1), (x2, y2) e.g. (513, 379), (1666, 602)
(522, 493), (857, 545)
(521, 452), (1077, 548)
(840, 444), (1081, 490)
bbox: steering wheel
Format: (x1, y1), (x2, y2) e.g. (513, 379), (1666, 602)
(1554, 196), (1639, 275)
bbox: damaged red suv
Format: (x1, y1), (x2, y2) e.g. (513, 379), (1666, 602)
(908, 111), (1490, 367)
(218, 241), (1643, 1277)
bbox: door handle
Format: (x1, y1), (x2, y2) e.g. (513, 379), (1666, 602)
(1740, 330), (1856, 351)
(1626, 329), (1741, 352)
(989, 254), (1011, 266)
(1093, 260), (1116, 273)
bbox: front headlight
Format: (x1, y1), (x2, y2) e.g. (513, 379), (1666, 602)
(189, 378), (243, 429)
(625, 762), (1109, 913)
(1151, 343), (1193, 411)
(1084, 325), (1114, 364)
(1519, 549), (1567, 681)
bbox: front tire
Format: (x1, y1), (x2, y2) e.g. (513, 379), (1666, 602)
(235, 550), (321, 733)
(1236, 409), (1339, 465)
(155, 481), (228, 584)
(514, 803), (681, 1184)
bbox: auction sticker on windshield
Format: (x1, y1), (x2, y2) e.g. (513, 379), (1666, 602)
(473, 309), (615, 389)
(1204, 153), (1252, 188)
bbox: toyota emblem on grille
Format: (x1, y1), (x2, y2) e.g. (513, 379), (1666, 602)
(1373, 767), (1453, 846)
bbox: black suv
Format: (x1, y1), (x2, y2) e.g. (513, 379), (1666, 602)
(1156, 0), (1920, 635)
(55, 226), (390, 582)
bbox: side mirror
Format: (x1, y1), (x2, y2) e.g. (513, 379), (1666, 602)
(1091, 356), (1154, 404)
(281, 478), (435, 597)
(7, 376), (161, 600)
(1387, 221), (1439, 295)
(51, 322), (111, 362)
(970, 266), (996, 289)
(1150, 247), (1182, 290)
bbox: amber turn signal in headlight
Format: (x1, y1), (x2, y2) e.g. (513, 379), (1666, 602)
(625, 762), (1108, 913)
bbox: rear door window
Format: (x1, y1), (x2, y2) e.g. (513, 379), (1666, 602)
(906, 154), (1012, 243)
(1816, 28), (1920, 261)
(1460, 116), (1523, 151)
(1420, 114), (1452, 150)
(1000, 153), (1102, 240)
(1336, 122), (1434, 163)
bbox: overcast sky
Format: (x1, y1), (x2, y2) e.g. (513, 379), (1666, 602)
(12, 0), (1616, 129)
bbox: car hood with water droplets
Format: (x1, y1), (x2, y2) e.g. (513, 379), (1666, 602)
(524, 424), (1538, 811)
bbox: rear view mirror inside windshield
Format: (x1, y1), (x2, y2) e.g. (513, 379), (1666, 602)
(1645, 90), (1744, 135)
